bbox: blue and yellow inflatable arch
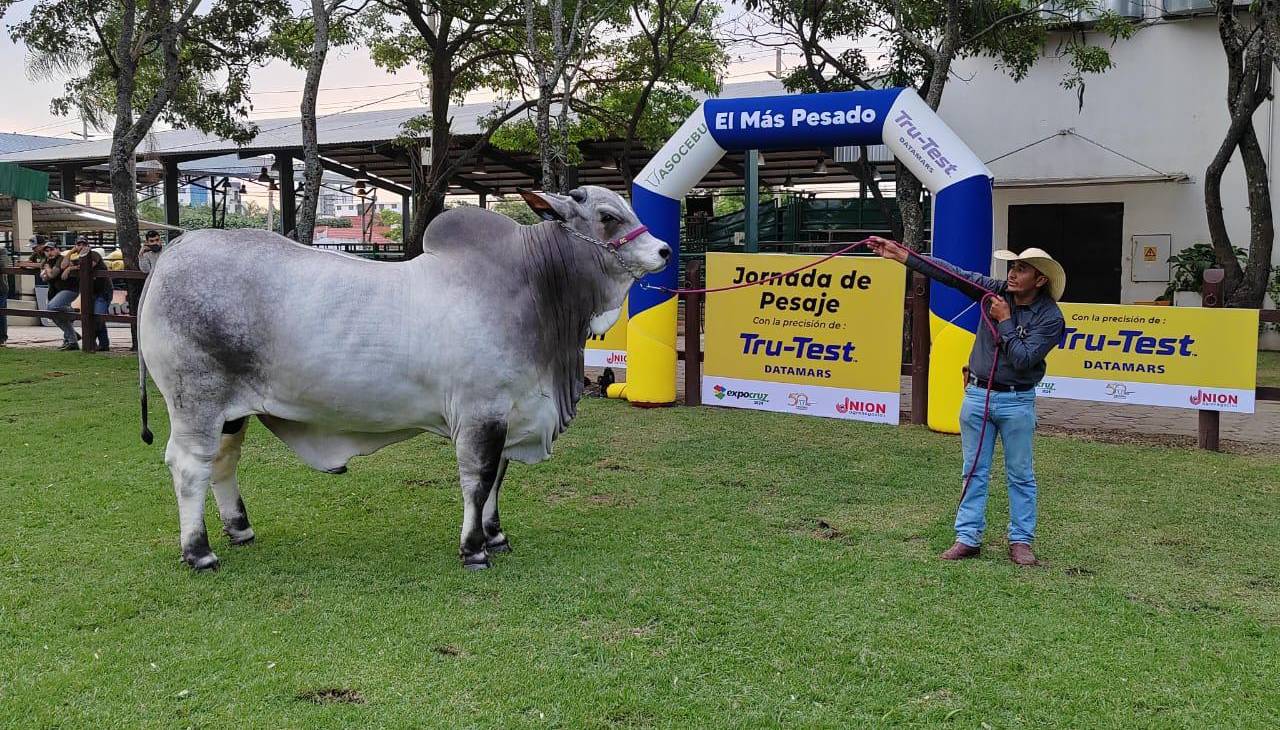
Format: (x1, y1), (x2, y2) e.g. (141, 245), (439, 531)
(622, 88), (992, 433)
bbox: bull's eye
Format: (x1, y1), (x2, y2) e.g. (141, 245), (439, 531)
(599, 212), (618, 225)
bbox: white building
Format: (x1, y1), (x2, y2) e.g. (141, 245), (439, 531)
(330, 194), (401, 219)
(938, 0), (1278, 311)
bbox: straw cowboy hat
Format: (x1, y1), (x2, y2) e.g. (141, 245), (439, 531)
(995, 248), (1067, 301)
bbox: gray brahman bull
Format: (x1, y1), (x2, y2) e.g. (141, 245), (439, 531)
(137, 186), (669, 571)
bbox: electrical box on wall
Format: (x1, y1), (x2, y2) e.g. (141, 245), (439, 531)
(1131, 234), (1171, 282)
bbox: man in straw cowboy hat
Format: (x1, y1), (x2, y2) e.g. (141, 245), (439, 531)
(867, 237), (1066, 566)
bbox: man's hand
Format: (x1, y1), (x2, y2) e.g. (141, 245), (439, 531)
(866, 236), (909, 264)
(987, 296), (1011, 323)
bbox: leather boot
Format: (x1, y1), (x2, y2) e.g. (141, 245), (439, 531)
(940, 542), (981, 560)
(1008, 542), (1038, 566)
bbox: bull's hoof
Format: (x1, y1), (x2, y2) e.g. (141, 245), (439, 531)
(184, 552), (221, 572)
(461, 550), (491, 571)
(486, 537), (512, 554)
(226, 529), (255, 546)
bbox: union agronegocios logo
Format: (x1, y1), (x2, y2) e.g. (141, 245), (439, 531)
(835, 397), (888, 417)
(1189, 389), (1239, 408)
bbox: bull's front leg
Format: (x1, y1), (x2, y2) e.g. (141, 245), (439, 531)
(483, 458), (511, 554)
(454, 420), (508, 571)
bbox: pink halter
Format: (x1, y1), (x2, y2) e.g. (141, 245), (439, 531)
(609, 225), (649, 249)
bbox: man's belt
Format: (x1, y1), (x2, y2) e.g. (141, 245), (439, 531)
(968, 374), (1036, 393)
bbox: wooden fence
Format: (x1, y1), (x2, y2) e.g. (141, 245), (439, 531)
(4, 258), (1276, 451)
(1, 256), (144, 352)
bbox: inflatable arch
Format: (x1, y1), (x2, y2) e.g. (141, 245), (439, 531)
(622, 88), (993, 433)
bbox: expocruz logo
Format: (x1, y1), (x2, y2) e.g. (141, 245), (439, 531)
(835, 397), (887, 417)
(1189, 389), (1239, 407)
(892, 110), (959, 176)
(713, 384), (768, 405)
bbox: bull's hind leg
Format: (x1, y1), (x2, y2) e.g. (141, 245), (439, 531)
(210, 417), (255, 546)
(482, 458), (512, 554)
(455, 420), (507, 571)
(164, 412), (224, 571)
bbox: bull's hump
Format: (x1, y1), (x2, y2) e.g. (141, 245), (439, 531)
(423, 206), (524, 253)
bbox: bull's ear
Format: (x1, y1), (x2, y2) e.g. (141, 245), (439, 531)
(519, 188), (571, 222)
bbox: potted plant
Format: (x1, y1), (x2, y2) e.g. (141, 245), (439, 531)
(1163, 242), (1246, 306)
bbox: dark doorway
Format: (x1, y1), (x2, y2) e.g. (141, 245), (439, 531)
(1007, 202), (1123, 303)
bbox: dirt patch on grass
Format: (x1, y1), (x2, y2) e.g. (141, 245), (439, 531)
(544, 486), (578, 505)
(808, 519), (847, 542)
(598, 619), (659, 644)
(0, 370), (68, 386)
(1039, 425), (1266, 455)
(593, 457), (633, 472)
(1153, 536), (1196, 548)
(1245, 575), (1278, 590)
(404, 478), (447, 489)
(433, 644), (464, 657)
(586, 492), (635, 507)
(297, 688), (366, 705)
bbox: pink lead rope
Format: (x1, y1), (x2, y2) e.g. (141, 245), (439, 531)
(636, 237), (1004, 511)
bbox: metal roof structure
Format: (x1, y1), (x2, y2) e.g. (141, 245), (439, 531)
(0, 132), (83, 155)
(0, 195), (181, 235)
(0, 80), (885, 200)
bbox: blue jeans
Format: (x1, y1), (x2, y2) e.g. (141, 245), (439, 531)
(0, 289), (7, 343)
(47, 289), (80, 346)
(956, 385), (1038, 547)
(47, 289), (110, 349)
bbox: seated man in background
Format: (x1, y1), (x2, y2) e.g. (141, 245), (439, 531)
(140, 230), (164, 274)
(41, 243), (80, 351)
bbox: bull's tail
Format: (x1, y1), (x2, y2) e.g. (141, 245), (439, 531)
(137, 280), (154, 445)
(140, 350), (153, 445)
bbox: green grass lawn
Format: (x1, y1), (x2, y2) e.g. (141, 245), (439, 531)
(1259, 350), (1280, 387)
(2, 349), (1278, 728)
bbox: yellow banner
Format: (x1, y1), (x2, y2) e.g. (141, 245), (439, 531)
(1041, 304), (1258, 412)
(702, 253), (905, 423)
(585, 297), (628, 369)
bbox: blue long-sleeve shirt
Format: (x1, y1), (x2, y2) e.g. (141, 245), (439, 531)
(906, 254), (1065, 388)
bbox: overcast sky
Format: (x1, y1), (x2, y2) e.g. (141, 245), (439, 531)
(0, 2), (876, 141)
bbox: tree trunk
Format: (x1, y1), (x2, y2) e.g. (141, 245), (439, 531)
(1207, 3), (1273, 304)
(554, 70), (575, 191)
(111, 1), (142, 271)
(297, 0), (332, 247)
(536, 89), (556, 191)
(896, 165), (926, 251)
(109, 142), (142, 270)
(1232, 120), (1275, 307)
(897, 5), (959, 252)
(404, 52), (456, 259)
